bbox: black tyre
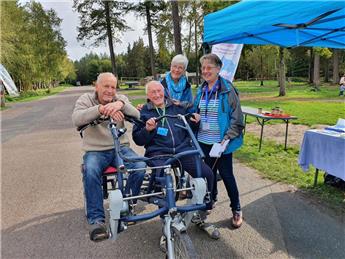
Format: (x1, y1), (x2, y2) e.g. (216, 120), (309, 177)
(172, 167), (182, 201)
(169, 227), (198, 259)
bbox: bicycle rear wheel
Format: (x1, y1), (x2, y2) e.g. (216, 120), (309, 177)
(169, 227), (198, 259)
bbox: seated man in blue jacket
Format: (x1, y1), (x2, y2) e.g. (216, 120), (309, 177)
(132, 80), (220, 246)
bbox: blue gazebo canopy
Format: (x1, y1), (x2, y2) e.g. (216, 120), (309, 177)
(204, 0), (345, 49)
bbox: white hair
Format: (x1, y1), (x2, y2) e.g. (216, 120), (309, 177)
(145, 80), (164, 94)
(171, 54), (188, 70)
(96, 72), (117, 84)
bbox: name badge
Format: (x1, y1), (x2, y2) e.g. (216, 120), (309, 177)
(157, 127), (168, 136)
(202, 122), (210, 130)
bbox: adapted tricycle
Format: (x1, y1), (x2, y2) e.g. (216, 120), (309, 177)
(79, 113), (210, 259)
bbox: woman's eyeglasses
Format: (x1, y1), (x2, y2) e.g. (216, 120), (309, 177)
(201, 65), (218, 71)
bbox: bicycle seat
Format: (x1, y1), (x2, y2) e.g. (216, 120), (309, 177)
(103, 166), (117, 175)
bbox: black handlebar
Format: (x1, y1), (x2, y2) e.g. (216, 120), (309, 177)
(154, 113), (194, 123)
(77, 115), (144, 133)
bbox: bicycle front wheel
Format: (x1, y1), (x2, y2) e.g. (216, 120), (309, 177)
(170, 227), (198, 259)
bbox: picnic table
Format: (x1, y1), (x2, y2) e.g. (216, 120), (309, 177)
(242, 106), (298, 151)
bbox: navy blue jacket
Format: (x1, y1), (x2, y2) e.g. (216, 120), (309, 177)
(132, 99), (198, 157)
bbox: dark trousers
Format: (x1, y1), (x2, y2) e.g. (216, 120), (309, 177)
(148, 155), (214, 209)
(199, 142), (241, 212)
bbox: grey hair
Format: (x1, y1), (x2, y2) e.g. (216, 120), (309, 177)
(200, 53), (222, 68)
(171, 54), (188, 70)
(96, 72), (117, 84)
(145, 80), (164, 94)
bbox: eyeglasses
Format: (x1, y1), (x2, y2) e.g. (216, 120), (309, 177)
(201, 65), (217, 71)
(171, 65), (185, 71)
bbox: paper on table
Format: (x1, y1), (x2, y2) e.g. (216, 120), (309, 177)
(209, 140), (230, 157)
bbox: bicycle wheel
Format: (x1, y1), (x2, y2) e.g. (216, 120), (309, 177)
(172, 167), (182, 201)
(169, 227), (198, 259)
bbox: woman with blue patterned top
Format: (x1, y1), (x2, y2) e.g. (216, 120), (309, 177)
(193, 53), (245, 228)
(161, 54), (193, 105)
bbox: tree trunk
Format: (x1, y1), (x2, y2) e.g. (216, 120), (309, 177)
(313, 52), (320, 89)
(324, 59), (329, 83)
(308, 48), (313, 84)
(260, 54), (264, 86)
(194, 17), (199, 85)
(186, 19), (192, 57)
(332, 49), (340, 85)
(278, 47), (286, 96)
(104, 1), (117, 76)
(145, 4), (156, 77)
(0, 81), (5, 108)
(171, 0), (182, 54)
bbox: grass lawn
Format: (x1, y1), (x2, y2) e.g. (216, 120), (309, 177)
(4, 85), (72, 104)
(233, 81), (344, 212)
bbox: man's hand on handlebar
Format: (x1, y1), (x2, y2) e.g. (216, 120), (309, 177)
(111, 111), (125, 122)
(99, 101), (124, 117)
(189, 113), (200, 123)
(146, 118), (157, 131)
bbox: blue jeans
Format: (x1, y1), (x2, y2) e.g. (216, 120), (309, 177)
(199, 142), (241, 213)
(83, 146), (146, 224)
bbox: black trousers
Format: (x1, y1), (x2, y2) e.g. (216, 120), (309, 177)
(199, 142), (241, 212)
(148, 154), (214, 209)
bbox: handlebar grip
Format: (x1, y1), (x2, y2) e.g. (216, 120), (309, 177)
(154, 116), (165, 123)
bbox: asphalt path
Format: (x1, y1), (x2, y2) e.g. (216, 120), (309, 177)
(1, 86), (344, 258)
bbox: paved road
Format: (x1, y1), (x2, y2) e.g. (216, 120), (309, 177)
(1, 86), (344, 258)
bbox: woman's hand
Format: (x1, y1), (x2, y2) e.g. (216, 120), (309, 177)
(146, 118), (157, 131)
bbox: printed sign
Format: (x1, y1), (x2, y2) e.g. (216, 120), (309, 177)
(211, 43), (243, 82)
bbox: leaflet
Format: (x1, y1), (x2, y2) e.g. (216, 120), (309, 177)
(209, 140), (230, 158)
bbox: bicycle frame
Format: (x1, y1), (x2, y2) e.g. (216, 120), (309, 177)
(102, 114), (208, 258)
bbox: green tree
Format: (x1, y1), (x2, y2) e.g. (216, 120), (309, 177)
(73, 0), (131, 76)
(126, 38), (146, 78)
(129, 1), (166, 78)
(1, 1), (70, 91)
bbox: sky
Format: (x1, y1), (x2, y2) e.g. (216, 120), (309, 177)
(23, 0), (149, 61)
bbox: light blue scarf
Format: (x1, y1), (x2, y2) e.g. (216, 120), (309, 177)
(165, 72), (187, 101)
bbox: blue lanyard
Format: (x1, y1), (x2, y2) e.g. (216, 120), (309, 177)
(204, 80), (219, 118)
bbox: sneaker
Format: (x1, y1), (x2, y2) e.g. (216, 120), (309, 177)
(196, 222), (220, 240)
(159, 235), (167, 253)
(231, 211), (243, 228)
(89, 221), (109, 242)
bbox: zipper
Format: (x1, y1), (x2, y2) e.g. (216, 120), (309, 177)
(166, 119), (176, 154)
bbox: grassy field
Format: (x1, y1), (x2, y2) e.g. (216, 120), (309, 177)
(234, 81), (344, 212)
(4, 85), (71, 103)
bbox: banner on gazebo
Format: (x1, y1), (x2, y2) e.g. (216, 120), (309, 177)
(211, 43), (243, 82)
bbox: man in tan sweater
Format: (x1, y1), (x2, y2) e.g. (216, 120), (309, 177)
(72, 72), (145, 241)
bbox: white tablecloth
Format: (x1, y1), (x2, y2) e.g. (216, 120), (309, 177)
(298, 130), (345, 180)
